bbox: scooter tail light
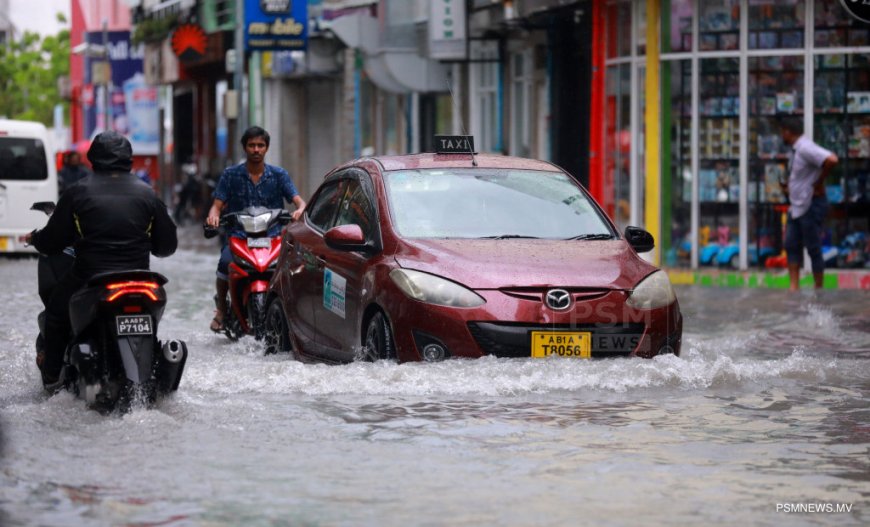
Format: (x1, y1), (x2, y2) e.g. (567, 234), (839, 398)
(106, 281), (160, 302)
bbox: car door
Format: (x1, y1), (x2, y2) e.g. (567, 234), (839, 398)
(313, 170), (381, 361)
(283, 178), (345, 358)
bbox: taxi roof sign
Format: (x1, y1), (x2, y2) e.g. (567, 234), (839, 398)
(435, 135), (475, 154)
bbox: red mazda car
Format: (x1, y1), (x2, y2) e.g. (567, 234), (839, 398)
(264, 139), (682, 362)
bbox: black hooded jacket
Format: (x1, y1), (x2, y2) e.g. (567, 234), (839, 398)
(31, 133), (177, 276)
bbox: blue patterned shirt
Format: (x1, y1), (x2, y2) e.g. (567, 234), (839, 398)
(213, 162), (299, 236)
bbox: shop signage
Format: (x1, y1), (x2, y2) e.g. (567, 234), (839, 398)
(245, 0), (308, 51)
(429, 0), (467, 60)
(82, 31), (158, 155)
(171, 24), (208, 62)
(839, 0), (870, 24)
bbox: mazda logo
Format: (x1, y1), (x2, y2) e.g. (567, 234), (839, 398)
(545, 289), (572, 310)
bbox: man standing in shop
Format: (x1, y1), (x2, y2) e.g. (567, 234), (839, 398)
(779, 118), (838, 291)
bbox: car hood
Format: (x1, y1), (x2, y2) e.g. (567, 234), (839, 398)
(394, 239), (656, 290)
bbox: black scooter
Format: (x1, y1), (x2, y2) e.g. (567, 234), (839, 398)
(32, 202), (187, 412)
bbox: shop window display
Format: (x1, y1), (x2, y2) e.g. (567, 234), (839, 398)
(748, 1), (806, 50)
(814, 0), (870, 48)
(663, 0), (693, 53)
(699, 0), (739, 51)
(698, 58), (740, 266)
(604, 64), (632, 230)
(814, 54), (870, 268)
(603, 0), (869, 270)
(663, 60), (692, 267)
(748, 55), (804, 269)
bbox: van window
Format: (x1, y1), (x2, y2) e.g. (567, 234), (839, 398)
(0, 137), (49, 181)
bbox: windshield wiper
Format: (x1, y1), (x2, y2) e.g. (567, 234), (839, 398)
(565, 233), (615, 241)
(478, 234), (540, 240)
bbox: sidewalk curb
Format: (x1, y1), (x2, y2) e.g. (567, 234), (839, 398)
(665, 268), (870, 290)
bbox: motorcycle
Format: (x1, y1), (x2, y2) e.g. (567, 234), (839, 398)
(204, 206), (291, 341)
(32, 201), (187, 412)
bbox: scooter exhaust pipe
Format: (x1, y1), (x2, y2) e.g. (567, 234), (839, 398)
(157, 339), (188, 393)
(163, 339), (185, 363)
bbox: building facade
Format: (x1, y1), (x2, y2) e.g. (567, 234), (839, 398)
(127, 0), (869, 271)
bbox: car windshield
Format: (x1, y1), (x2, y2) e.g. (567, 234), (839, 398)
(384, 169), (613, 239)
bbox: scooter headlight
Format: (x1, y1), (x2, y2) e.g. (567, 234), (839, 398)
(239, 212), (273, 233)
(626, 270), (676, 310)
(390, 269), (485, 308)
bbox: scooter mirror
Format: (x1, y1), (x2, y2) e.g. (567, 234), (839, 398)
(31, 201), (56, 216)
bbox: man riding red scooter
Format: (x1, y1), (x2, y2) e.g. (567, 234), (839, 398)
(205, 126), (305, 337)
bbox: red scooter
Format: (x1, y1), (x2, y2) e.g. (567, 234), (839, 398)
(204, 206), (291, 341)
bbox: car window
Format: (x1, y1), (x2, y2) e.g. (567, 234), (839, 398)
(306, 180), (344, 231)
(0, 138), (48, 181)
(334, 179), (375, 239)
(384, 169), (613, 239)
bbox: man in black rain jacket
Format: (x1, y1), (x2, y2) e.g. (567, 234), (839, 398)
(26, 131), (177, 390)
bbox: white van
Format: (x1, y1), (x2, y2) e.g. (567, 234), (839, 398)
(0, 119), (58, 254)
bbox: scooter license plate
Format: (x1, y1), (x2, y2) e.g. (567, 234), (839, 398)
(248, 237), (271, 248)
(116, 315), (153, 336)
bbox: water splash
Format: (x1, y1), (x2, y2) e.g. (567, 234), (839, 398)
(181, 345), (864, 397)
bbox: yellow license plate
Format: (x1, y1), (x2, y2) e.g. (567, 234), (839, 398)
(0, 236), (8, 251)
(531, 331), (591, 358)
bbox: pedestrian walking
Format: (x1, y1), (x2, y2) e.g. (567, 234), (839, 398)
(58, 151), (92, 193)
(779, 118), (839, 290)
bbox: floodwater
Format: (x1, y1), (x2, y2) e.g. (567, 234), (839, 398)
(1, 234), (868, 527)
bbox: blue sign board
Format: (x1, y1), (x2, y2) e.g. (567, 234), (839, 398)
(245, 0), (308, 51)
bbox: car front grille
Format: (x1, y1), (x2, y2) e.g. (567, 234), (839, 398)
(467, 322), (645, 358)
(499, 287), (611, 303)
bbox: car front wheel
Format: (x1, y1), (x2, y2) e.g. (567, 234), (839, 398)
(361, 311), (395, 361)
(264, 298), (292, 355)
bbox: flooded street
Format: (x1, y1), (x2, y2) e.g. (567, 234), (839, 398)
(1, 233), (868, 526)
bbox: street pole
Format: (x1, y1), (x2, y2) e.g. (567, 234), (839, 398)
(102, 19), (110, 133)
(234, 0), (245, 162)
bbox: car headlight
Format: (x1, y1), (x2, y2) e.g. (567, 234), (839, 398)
(626, 270), (676, 309)
(390, 269), (485, 308)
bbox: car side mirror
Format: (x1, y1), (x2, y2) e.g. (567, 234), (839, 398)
(324, 224), (373, 253)
(624, 226), (654, 253)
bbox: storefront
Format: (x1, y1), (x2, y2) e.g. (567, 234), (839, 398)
(602, 0), (870, 270)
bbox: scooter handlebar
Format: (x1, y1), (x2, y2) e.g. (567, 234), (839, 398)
(203, 208), (291, 238)
(203, 224), (221, 239)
